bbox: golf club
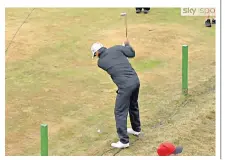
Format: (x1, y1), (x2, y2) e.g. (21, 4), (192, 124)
(120, 12), (127, 38)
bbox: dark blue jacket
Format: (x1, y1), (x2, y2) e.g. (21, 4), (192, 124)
(97, 44), (140, 89)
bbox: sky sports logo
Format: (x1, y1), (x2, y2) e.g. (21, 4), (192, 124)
(181, 8), (216, 16)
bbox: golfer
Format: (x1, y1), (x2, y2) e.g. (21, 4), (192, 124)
(90, 39), (141, 148)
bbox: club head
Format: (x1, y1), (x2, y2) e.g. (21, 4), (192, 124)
(120, 12), (127, 16)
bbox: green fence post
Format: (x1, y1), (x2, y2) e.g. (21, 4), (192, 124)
(40, 124), (48, 156)
(182, 45), (188, 96)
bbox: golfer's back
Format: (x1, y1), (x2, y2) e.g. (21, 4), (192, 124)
(98, 45), (139, 89)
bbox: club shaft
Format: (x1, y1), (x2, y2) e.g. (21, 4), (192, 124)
(125, 16), (127, 38)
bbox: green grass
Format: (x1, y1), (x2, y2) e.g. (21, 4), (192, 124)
(131, 59), (162, 72)
(5, 8), (215, 156)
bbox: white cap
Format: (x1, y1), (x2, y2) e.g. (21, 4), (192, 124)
(91, 42), (104, 58)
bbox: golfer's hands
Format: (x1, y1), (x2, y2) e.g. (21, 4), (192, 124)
(123, 39), (129, 46)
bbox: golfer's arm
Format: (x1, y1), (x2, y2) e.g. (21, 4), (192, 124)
(121, 45), (135, 58)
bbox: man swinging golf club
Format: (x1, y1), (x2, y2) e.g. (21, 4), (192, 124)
(90, 39), (141, 148)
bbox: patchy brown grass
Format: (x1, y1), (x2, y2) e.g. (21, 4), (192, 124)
(5, 8), (215, 156)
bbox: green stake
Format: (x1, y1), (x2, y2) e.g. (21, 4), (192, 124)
(40, 124), (48, 156)
(182, 45), (188, 95)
